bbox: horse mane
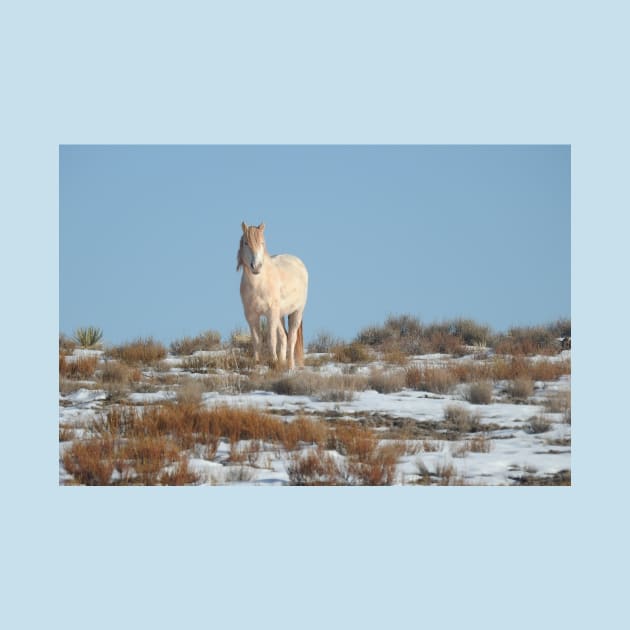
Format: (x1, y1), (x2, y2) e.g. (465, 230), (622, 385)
(236, 226), (266, 271)
(236, 235), (244, 271)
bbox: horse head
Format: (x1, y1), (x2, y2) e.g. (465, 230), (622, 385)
(237, 222), (267, 274)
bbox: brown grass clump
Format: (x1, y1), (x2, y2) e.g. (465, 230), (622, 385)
(346, 441), (405, 485)
(506, 377), (534, 402)
(118, 435), (181, 484)
(176, 377), (205, 406)
(62, 439), (115, 485)
(382, 348), (410, 366)
(464, 381), (493, 404)
(169, 330), (221, 355)
(453, 434), (493, 457)
(493, 322), (566, 356)
(525, 415), (552, 434)
(544, 390), (571, 424)
(332, 342), (373, 364)
(59, 354), (98, 380)
(405, 365), (456, 394)
(260, 371), (367, 400)
(443, 405), (482, 434)
(307, 331), (341, 353)
(98, 360), (142, 390)
(282, 417), (329, 451)
(286, 448), (345, 485)
(59, 333), (77, 353)
(159, 458), (203, 485)
(367, 368), (406, 394)
(107, 337), (167, 365)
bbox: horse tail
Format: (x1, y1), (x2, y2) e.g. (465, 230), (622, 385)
(296, 321), (304, 367)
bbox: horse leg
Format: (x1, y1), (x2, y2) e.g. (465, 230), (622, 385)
(267, 310), (280, 362)
(287, 309), (304, 369)
(277, 316), (288, 363)
(246, 312), (261, 363)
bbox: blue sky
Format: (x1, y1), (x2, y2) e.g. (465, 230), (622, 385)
(60, 145), (570, 345)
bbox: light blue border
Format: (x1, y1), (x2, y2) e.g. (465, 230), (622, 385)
(3, 2), (628, 629)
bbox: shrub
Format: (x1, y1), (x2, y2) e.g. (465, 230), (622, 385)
(367, 368), (406, 394)
(307, 331), (341, 353)
(506, 377), (534, 402)
(59, 333), (77, 353)
(443, 405), (482, 433)
(169, 330), (221, 355)
(356, 314), (424, 354)
(159, 458), (203, 485)
(108, 337), (167, 365)
(464, 381), (493, 405)
(525, 415), (552, 434)
(59, 354), (99, 380)
(286, 448), (345, 485)
(62, 439), (115, 485)
(405, 365), (456, 394)
(346, 441), (405, 485)
(73, 326), (104, 348)
(492, 323), (564, 356)
(449, 318), (491, 346)
(332, 342), (372, 364)
(176, 377), (205, 406)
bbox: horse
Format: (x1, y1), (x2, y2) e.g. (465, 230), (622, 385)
(236, 222), (308, 368)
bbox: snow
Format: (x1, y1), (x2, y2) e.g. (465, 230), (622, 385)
(59, 350), (571, 485)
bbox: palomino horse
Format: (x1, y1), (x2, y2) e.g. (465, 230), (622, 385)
(237, 222), (308, 368)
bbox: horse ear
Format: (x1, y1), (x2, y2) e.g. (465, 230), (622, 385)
(241, 222), (248, 234)
(259, 222), (266, 232)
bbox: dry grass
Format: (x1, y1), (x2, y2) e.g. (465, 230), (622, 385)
(258, 371), (367, 400)
(506, 377), (534, 402)
(346, 441), (405, 485)
(464, 381), (493, 404)
(367, 368), (406, 393)
(452, 434), (493, 457)
(405, 365), (456, 394)
(525, 415), (553, 434)
(59, 354), (99, 380)
(176, 377), (205, 406)
(107, 337), (167, 365)
(169, 330), (221, 355)
(492, 321), (568, 356)
(286, 448), (345, 485)
(59, 425), (76, 442)
(59, 333), (77, 353)
(332, 342), (373, 364)
(159, 458), (203, 485)
(99, 360), (141, 385)
(282, 417), (329, 451)
(307, 331), (341, 353)
(544, 390), (571, 424)
(443, 405), (482, 434)
(62, 439), (115, 485)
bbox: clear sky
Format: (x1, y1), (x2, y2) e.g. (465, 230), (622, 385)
(60, 145), (570, 345)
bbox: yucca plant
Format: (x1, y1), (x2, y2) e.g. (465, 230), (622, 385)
(73, 326), (104, 348)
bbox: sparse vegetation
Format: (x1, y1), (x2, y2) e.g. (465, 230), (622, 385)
(169, 330), (221, 355)
(405, 365), (456, 394)
(525, 415), (552, 434)
(443, 405), (482, 434)
(107, 337), (167, 365)
(506, 377), (534, 402)
(307, 331), (341, 354)
(59, 314), (571, 486)
(59, 354), (99, 380)
(464, 381), (493, 405)
(332, 342), (373, 364)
